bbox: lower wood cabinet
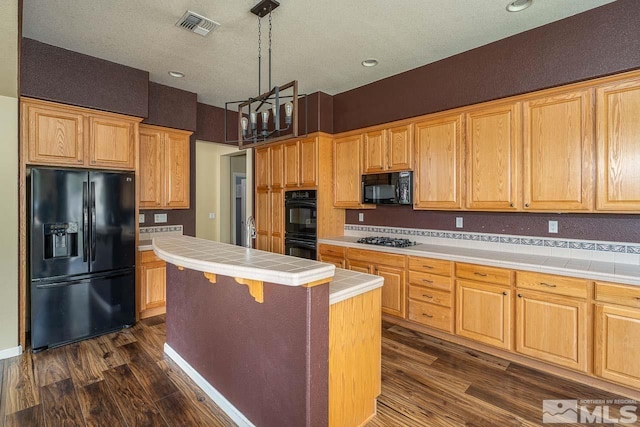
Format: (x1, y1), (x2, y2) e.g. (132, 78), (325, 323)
(139, 250), (167, 319)
(407, 256), (454, 332)
(318, 244), (346, 268)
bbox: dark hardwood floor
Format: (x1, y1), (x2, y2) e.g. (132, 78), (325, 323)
(0, 317), (637, 426)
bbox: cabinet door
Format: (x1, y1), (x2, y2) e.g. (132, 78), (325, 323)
(140, 260), (167, 317)
(283, 140), (300, 188)
(255, 146), (270, 190)
(334, 135), (364, 207)
(347, 260), (373, 274)
(164, 131), (190, 209)
(456, 279), (512, 350)
(523, 90), (593, 211)
(596, 77), (640, 210)
(139, 127), (164, 209)
(414, 114), (463, 209)
(270, 189), (284, 254)
(376, 265), (406, 318)
(299, 137), (318, 187)
(594, 304), (640, 389)
(516, 290), (587, 372)
(24, 103), (85, 166)
(88, 115), (136, 170)
(363, 130), (386, 173)
(270, 144), (284, 189)
(466, 102), (521, 210)
(387, 124), (413, 171)
(255, 190), (270, 251)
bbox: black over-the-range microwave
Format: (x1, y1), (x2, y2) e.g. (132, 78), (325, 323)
(362, 171), (413, 205)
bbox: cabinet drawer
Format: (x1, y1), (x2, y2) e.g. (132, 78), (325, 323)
(408, 256), (452, 276)
(595, 281), (640, 308)
(408, 300), (453, 332)
(408, 271), (453, 291)
(347, 248), (405, 268)
(140, 250), (162, 264)
(409, 285), (452, 307)
(517, 271), (589, 299)
(319, 244), (346, 258)
(455, 263), (512, 286)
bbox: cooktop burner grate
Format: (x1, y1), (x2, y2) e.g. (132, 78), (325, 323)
(356, 236), (418, 248)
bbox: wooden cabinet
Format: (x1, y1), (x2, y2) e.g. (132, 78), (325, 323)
(347, 248), (406, 318)
(22, 98), (140, 170)
(255, 146), (270, 190)
(270, 189), (284, 254)
(455, 263), (513, 350)
(594, 281), (640, 388)
(255, 189), (271, 251)
(413, 114), (463, 210)
(284, 137), (317, 188)
(595, 76), (640, 211)
(138, 250), (167, 319)
(363, 125), (412, 173)
(522, 89), (594, 211)
(515, 272), (589, 372)
(139, 124), (191, 209)
(334, 134), (370, 208)
(318, 244), (346, 268)
(465, 102), (521, 210)
(407, 256), (454, 332)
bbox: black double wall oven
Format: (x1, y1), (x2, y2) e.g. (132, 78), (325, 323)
(284, 190), (317, 260)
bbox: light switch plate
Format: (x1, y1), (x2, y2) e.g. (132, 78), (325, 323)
(456, 217), (463, 228)
(548, 220), (558, 233)
(139, 213), (145, 223)
(358, 213), (364, 222)
(209, 212), (216, 219)
(154, 213), (168, 223)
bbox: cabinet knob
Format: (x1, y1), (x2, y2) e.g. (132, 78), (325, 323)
(422, 294), (433, 299)
(509, 203), (514, 208)
(422, 313), (433, 318)
(525, 203), (530, 208)
(518, 293), (523, 298)
(422, 279), (433, 284)
(474, 272), (488, 277)
(502, 291), (508, 296)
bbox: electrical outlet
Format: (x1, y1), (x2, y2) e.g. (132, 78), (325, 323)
(456, 217), (463, 228)
(154, 213), (168, 223)
(209, 212), (216, 219)
(138, 213), (145, 223)
(358, 213), (364, 222)
(548, 220), (558, 234)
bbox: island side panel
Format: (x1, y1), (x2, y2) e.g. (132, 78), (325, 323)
(165, 265), (329, 427)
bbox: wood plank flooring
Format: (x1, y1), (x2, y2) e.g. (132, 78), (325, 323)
(0, 317), (637, 426)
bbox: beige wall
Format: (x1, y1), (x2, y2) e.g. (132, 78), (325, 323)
(0, 0), (19, 353)
(195, 140), (253, 243)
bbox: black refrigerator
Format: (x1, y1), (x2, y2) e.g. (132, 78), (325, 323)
(29, 167), (136, 351)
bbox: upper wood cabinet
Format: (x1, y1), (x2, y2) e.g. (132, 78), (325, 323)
(284, 137), (317, 188)
(269, 144), (284, 189)
(465, 102), (521, 211)
(255, 146), (270, 190)
(363, 125), (412, 173)
(21, 98), (140, 170)
(413, 114), (463, 210)
(334, 134), (366, 208)
(283, 140), (300, 188)
(522, 89), (594, 211)
(139, 124), (191, 209)
(596, 76), (640, 211)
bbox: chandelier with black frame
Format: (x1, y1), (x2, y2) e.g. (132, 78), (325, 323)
(225, 0), (307, 148)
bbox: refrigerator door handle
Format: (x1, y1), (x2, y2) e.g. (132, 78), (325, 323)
(91, 181), (97, 262)
(83, 182), (89, 262)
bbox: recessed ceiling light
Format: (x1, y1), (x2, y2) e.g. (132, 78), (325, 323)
(168, 71), (185, 78)
(506, 0), (532, 12)
(362, 59), (378, 67)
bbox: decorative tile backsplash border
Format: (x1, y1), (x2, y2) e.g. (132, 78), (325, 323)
(140, 225), (183, 235)
(344, 224), (640, 264)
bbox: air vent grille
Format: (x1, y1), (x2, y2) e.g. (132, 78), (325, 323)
(176, 10), (220, 37)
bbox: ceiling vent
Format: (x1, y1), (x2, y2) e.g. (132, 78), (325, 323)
(176, 10), (220, 37)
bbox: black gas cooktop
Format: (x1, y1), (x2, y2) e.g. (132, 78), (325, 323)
(356, 236), (418, 248)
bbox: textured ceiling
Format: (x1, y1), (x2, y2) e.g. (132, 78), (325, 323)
(22, 0), (615, 107)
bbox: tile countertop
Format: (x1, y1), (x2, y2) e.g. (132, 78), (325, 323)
(153, 235), (336, 287)
(319, 236), (640, 287)
(330, 268), (383, 305)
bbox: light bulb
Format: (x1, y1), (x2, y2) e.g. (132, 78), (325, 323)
(249, 112), (257, 130)
(241, 117), (249, 136)
(261, 110), (270, 131)
(271, 104), (278, 119)
(284, 101), (293, 126)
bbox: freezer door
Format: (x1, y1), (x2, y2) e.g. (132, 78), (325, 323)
(89, 171), (136, 273)
(30, 269), (135, 351)
(30, 168), (89, 279)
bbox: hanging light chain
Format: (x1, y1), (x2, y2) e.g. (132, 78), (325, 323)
(268, 7), (273, 91)
(257, 14), (262, 96)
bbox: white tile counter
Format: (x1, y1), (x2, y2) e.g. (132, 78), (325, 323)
(319, 236), (640, 286)
(329, 268), (383, 305)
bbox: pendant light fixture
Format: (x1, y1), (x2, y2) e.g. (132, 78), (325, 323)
(225, 0), (307, 147)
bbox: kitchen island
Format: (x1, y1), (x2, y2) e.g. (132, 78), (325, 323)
(153, 235), (383, 427)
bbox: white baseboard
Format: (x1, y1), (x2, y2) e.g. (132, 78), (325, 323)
(163, 343), (255, 427)
(0, 345), (22, 360)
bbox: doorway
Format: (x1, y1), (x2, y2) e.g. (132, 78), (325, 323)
(232, 172), (247, 246)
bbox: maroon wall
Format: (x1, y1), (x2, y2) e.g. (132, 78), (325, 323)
(143, 82), (197, 131)
(346, 207), (640, 243)
(20, 38), (149, 117)
(166, 266), (329, 427)
(195, 102), (238, 144)
(333, 0), (640, 132)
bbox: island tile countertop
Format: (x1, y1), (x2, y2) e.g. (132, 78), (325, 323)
(153, 235), (335, 286)
(319, 236), (640, 286)
(329, 268), (383, 305)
